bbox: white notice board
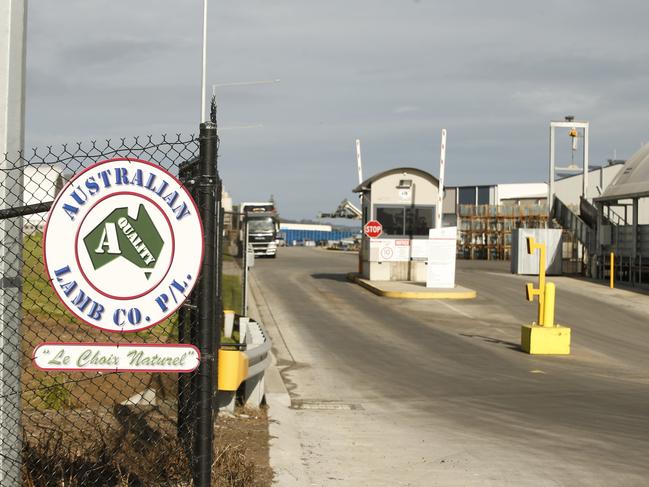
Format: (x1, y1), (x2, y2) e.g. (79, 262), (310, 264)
(369, 239), (410, 262)
(369, 238), (432, 262)
(427, 227), (457, 289)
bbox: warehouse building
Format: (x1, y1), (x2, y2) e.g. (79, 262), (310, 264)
(279, 222), (357, 247)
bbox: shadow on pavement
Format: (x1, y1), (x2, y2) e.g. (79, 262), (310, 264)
(459, 333), (522, 352)
(310, 273), (349, 282)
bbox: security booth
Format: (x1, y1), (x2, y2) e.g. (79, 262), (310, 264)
(353, 167), (444, 281)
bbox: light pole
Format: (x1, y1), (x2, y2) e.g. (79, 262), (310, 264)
(200, 0), (209, 123)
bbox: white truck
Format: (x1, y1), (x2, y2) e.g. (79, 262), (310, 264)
(240, 202), (279, 258)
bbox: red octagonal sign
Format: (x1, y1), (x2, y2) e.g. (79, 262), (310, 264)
(364, 220), (383, 238)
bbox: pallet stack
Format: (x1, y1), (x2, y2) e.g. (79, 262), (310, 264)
(458, 204), (548, 260)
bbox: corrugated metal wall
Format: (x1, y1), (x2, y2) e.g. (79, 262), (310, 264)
(280, 229), (357, 245)
(614, 225), (649, 256)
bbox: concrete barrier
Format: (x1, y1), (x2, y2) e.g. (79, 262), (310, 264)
(223, 309), (235, 338)
(218, 317), (272, 413)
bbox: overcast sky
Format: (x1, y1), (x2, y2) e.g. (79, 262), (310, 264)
(25, 1), (649, 220)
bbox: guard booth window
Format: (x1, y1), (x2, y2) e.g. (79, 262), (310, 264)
(406, 207), (434, 235)
(376, 207), (404, 235)
(375, 206), (434, 236)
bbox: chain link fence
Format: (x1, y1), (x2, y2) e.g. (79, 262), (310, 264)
(0, 132), (224, 486)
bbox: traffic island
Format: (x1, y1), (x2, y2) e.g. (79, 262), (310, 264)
(347, 273), (477, 300)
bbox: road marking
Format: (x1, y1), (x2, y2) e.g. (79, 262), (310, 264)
(529, 369), (546, 374)
(439, 300), (474, 319)
(291, 400), (363, 411)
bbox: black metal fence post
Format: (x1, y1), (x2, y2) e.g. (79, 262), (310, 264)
(193, 122), (220, 486)
(242, 217), (248, 316)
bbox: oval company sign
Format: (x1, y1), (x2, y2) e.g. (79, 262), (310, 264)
(43, 158), (203, 333)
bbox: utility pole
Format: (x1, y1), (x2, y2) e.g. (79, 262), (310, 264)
(0, 1), (26, 485)
(436, 129), (447, 229)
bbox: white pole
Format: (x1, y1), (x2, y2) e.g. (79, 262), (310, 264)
(435, 129), (447, 229)
(0, 1), (26, 484)
(549, 125), (555, 226)
(356, 139), (365, 274)
(244, 221), (249, 316)
(355, 139), (364, 185)
(200, 0), (208, 123)
(583, 124), (589, 199)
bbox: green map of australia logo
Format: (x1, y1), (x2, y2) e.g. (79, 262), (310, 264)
(83, 205), (164, 280)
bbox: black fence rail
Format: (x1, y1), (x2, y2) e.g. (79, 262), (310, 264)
(0, 130), (222, 486)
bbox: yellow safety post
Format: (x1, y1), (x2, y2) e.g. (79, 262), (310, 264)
(525, 237), (546, 326)
(521, 238), (571, 354)
(610, 252), (615, 289)
(543, 282), (555, 327)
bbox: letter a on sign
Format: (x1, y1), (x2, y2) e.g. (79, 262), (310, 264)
(94, 223), (121, 254)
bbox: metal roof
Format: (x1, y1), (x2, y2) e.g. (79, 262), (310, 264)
(352, 167), (439, 193)
(596, 144), (649, 202)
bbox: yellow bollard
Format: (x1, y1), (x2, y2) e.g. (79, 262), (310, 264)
(525, 237), (547, 325)
(537, 243), (546, 325)
(610, 252), (615, 289)
(543, 282), (555, 327)
(521, 239), (570, 355)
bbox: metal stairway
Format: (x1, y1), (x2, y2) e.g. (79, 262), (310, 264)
(551, 196), (595, 254)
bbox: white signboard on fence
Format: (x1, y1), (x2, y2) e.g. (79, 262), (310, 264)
(33, 343), (200, 372)
(369, 238), (433, 262)
(427, 226), (457, 289)
(369, 238), (409, 262)
(411, 239), (432, 261)
(43, 158), (204, 333)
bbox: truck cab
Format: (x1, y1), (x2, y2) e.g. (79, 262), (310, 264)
(240, 202), (279, 258)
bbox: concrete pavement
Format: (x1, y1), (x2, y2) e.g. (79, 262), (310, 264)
(252, 248), (649, 486)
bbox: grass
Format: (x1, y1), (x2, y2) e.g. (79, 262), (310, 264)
(222, 274), (242, 314)
(23, 232), (76, 321)
(23, 423), (257, 487)
(34, 376), (73, 410)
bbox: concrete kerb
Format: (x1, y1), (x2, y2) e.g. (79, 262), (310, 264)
(316, 247), (359, 255)
(246, 270), (309, 485)
(244, 276), (290, 403)
(346, 272), (477, 300)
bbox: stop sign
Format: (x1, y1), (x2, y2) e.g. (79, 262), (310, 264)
(364, 220), (383, 238)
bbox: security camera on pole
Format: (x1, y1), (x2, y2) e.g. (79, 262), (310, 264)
(427, 129), (457, 289)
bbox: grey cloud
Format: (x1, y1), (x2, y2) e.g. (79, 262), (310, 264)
(61, 38), (180, 68)
(24, 0), (649, 220)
